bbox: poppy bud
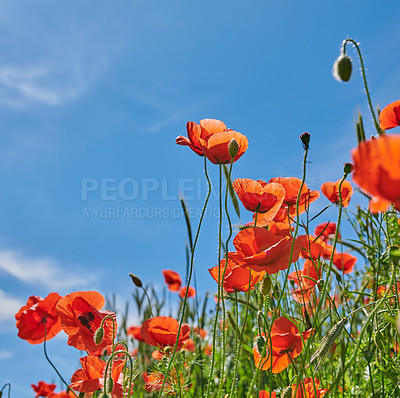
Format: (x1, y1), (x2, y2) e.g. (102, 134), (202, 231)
(106, 378), (114, 393)
(396, 312), (400, 336)
(333, 54), (352, 82)
(255, 335), (266, 354)
(343, 163), (353, 175)
(260, 274), (272, 296)
(94, 327), (104, 345)
(129, 273), (143, 288)
(281, 386), (293, 398)
(300, 132), (310, 150)
(228, 138), (240, 159)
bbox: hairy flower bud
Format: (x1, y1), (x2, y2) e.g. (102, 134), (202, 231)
(343, 163), (354, 175)
(129, 273), (143, 288)
(281, 386), (293, 398)
(256, 335), (266, 354)
(94, 327), (104, 345)
(300, 132), (311, 150)
(333, 54), (352, 82)
(106, 378), (114, 393)
(228, 138), (240, 159)
(260, 274), (272, 296)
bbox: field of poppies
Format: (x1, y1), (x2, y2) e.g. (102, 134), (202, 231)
(6, 39), (400, 397)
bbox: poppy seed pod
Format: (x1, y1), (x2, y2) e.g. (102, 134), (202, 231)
(333, 54), (352, 82)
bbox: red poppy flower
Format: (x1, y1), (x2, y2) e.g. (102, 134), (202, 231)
(267, 220), (294, 237)
(291, 377), (327, 397)
(162, 270), (182, 292)
(31, 381), (57, 397)
(151, 349), (164, 360)
(127, 325), (144, 341)
(259, 391), (276, 398)
(289, 260), (321, 304)
(56, 291), (117, 353)
(194, 327), (208, 339)
(143, 371), (175, 395)
(298, 235), (328, 261)
(352, 134), (400, 210)
(332, 252), (357, 274)
(140, 316), (190, 349)
(175, 121), (205, 156)
(179, 286), (196, 298)
(209, 253), (265, 292)
(321, 180), (353, 207)
(269, 177), (320, 217)
(253, 317), (313, 373)
(232, 227), (302, 274)
(369, 196), (391, 214)
(379, 99), (400, 130)
(70, 355), (104, 394)
(314, 222), (338, 242)
(70, 355), (128, 398)
(232, 179), (285, 221)
(16, 292), (62, 344)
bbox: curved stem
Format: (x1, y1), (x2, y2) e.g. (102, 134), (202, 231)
(343, 39), (383, 135)
(103, 350), (134, 397)
(160, 156), (212, 397)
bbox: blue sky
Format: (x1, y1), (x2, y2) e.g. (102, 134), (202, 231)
(1, 1), (400, 396)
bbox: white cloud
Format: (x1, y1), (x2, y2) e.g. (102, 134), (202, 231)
(0, 249), (95, 291)
(0, 290), (23, 322)
(0, 349), (13, 360)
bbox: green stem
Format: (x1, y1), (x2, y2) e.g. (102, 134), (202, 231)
(160, 156), (212, 397)
(343, 39), (383, 135)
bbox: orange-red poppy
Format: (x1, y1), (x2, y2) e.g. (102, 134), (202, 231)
(179, 286), (196, 299)
(379, 99), (400, 130)
(232, 227), (302, 274)
(162, 270), (182, 292)
(31, 381), (57, 397)
(259, 391), (276, 398)
(209, 253), (265, 292)
(176, 119), (248, 164)
(321, 180), (353, 207)
(70, 355), (128, 398)
(314, 222), (338, 242)
(269, 177), (319, 218)
(368, 196), (391, 214)
(352, 134), (400, 210)
(267, 220), (293, 237)
(127, 325), (144, 341)
(16, 292), (62, 344)
(194, 326), (208, 339)
(291, 377), (327, 397)
(332, 252), (357, 274)
(152, 349), (164, 360)
(143, 371), (175, 395)
(298, 235), (328, 261)
(289, 260), (321, 304)
(253, 317), (313, 373)
(140, 316), (190, 349)
(232, 179), (285, 221)
(175, 121), (205, 156)
(56, 291), (117, 353)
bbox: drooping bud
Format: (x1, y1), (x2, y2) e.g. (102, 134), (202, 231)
(106, 378), (114, 393)
(343, 163), (353, 175)
(255, 335), (266, 354)
(300, 132), (311, 150)
(281, 386), (293, 398)
(94, 327), (104, 345)
(129, 273), (143, 288)
(333, 54), (352, 82)
(228, 138), (239, 159)
(260, 274), (272, 296)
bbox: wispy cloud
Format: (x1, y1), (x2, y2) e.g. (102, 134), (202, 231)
(0, 349), (13, 360)
(0, 289), (23, 322)
(0, 249), (95, 291)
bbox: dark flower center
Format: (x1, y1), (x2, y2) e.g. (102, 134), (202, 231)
(78, 311), (95, 330)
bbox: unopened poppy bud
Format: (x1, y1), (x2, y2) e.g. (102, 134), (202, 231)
(106, 378), (114, 393)
(129, 273), (143, 288)
(260, 274), (272, 296)
(255, 335), (266, 354)
(281, 386), (293, 398)
(94, 327), (104, 345)
(333, 54), (352, 82)
(228, 138), (239, 159)
(300, 132), (310, 150)
(343, 163), (353, 175)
